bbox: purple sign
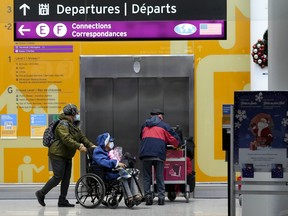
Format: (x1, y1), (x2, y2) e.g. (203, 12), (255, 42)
(15, 20), (225, 41)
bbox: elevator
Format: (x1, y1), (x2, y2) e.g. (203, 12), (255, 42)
(80, 55), (194, 174)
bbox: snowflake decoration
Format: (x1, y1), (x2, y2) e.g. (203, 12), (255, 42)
(235, 110), (247, 122)
(235, 121), (241, 129)
(255, 92), (263, 102)
(284, 133), (288, 143)
(281, 118), (288, 127)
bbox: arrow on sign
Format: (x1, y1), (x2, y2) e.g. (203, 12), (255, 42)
(18, 25), (31, 36)
(19, 4), (30, 16)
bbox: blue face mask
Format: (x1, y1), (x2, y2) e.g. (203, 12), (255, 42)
(74, 114), (80, 121)
(108, 142), (114, 149)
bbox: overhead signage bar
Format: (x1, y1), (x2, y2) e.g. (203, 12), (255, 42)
(15, 21), (225, 40)
(14, 0), (227, 41)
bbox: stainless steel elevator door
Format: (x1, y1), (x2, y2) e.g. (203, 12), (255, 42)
(85, 77), (189, 163)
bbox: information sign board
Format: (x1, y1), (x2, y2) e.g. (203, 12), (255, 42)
(14, 0), (227, 41)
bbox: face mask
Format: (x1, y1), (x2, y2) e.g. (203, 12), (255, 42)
(108, 142), (114, 149)
(74, 114), (80, 122)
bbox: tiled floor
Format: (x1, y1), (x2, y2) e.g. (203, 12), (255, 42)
(0, 197), (242, 216)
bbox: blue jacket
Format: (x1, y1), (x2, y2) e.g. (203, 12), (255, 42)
(139, 116), (180, 161)
(92, 133), (119, 180)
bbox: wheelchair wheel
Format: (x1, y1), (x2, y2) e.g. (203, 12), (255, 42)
(75, 173), (105, 208)
(107, 196), (119, 209)
(102, 194), (123, 207)
(102, 180), (124, 207)
(167, 192), (177, 201)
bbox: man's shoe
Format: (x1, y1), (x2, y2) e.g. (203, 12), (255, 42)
(158, 198), (165, 205)
(58, 200), (75, 207)
(35, 190), (46, 207)
(145, 196), (153, 205)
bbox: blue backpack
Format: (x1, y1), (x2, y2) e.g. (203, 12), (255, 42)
(42, 120), (61, 147)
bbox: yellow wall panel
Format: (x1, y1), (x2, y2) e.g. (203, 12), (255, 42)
(194, 4), (251, 182)
(214, 72), (250, 161)
(81, 41), (172, 55)
(4, 148), (81, 183)
(4, 148), (50, 183)
(0, 0), (251, 183)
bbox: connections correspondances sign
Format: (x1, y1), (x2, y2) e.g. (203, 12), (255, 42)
(14, 0), (227, 41)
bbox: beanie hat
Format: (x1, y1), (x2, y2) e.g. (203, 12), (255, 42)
(63, 104), (79, 116)
(150, 108), (164, 115)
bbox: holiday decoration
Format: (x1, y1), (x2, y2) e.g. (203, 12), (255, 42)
(251, 30), (268, 68)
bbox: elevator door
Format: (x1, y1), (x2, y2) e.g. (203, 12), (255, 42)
(80, 55), (194, 174)
(85, 77), (189, 163)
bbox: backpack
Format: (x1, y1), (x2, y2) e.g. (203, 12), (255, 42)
(42, 120), (61, 147)
(185, 136), (195, 159)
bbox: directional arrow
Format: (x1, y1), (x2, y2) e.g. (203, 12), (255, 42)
(19, 4), (30, 16)
(18, 25), (31, 36)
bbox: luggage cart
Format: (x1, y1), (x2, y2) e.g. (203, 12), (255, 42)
(152, 140), (195, 203)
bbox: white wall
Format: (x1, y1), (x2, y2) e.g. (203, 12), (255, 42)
(250, 0), (268, 90)
(242, 2), (288, 216)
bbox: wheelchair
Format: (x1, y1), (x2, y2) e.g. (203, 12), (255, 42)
(75, 148), (143, 209)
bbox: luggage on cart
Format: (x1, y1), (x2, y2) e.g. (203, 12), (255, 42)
(151, 124), (196, 203)
(153, 135), (195, 203)
(165, 136), (195, 202)
(166, 171), (196, 201)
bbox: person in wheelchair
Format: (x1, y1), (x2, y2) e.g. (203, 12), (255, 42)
(92, 132), (143, 205)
